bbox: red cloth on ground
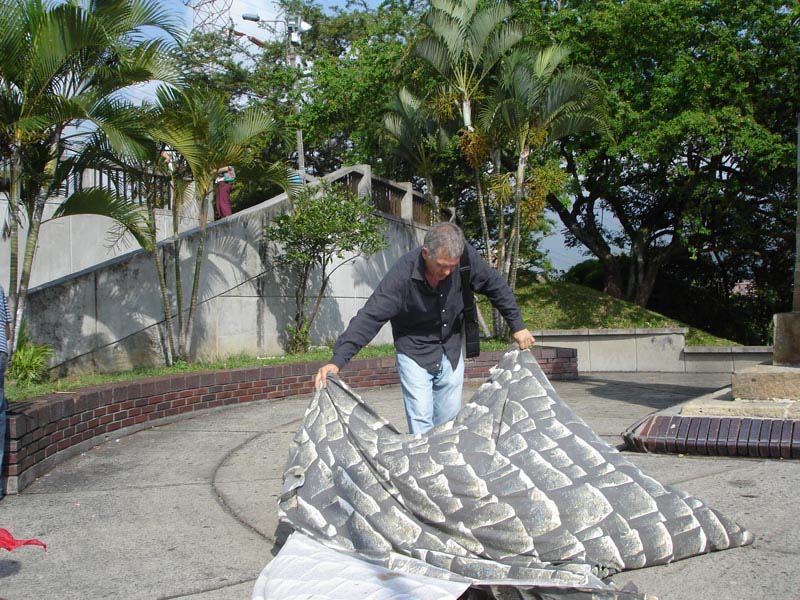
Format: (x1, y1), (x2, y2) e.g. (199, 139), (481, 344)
(0, 528), (46, 552)
(215, 181), (232, 218)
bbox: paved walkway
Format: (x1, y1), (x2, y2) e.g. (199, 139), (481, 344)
(0, 372), (797, 600)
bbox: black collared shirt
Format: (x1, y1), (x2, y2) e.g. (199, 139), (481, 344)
(331, 244), (527, 374)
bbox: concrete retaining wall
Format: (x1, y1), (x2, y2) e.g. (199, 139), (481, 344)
(2, 346), (578, 495)
(0, 192), (203, 289)
(534, 328), (772, 373)
(25, 165), (428, 376)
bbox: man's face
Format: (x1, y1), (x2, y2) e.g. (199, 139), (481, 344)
(422, 248), (459, 285)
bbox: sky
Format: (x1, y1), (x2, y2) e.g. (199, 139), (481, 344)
(540, 218), (588, 272)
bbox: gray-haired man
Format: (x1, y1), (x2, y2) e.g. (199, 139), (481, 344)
(315, 222), (534, 434)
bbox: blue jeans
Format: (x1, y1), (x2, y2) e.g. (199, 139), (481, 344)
(396, 352), (464, 434)
(0, 351), (7, 498)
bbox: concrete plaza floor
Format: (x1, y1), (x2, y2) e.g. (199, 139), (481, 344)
(0, 370), (797, 600)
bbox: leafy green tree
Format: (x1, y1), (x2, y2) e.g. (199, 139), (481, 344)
(292, 1), (420, 175)
(533, 0), (799, 307)
(0, 0), (180, 351)
(266, 182), (386, 353)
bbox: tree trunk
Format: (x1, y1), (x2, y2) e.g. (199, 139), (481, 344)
(492, 149), (508, 338)
(180, 190), (209, 360)
(475, 303), (491, 338)
(634, 262), (661, 307)
(148, 202), (176, 365)
(474, 171), (492, 261)
(295, 263), (311, 331)
(509, 148), (528, 292)
(172, 182), (185, 359)
(13, 196), (46, 353)
(7, 148), (21, 345)
(462, 98), (473, 131)
(461, 95), (492, 260)
(306, 264), (329, 333)
(425, 175), (438, 224)
(602, 256), (625, 299)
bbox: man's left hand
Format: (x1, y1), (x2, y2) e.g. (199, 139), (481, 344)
(513, 328), (535, 350)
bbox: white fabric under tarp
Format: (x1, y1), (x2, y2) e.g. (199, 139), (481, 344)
(252, 531), (470, 600)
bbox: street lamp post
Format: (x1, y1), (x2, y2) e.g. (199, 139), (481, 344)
(241, 12), (310, 173)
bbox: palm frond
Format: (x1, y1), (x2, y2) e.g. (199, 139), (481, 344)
(228, 107), (277, 147)
(413, 37), (453, 80)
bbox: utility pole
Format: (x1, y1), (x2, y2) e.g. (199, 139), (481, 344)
(242, 12), (310, 174)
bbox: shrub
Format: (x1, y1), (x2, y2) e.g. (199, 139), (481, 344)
(9, 327), (53, 385)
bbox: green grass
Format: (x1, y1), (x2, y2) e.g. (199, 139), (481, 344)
(8, 281), (736, 401)
(481, 281), (738, 347)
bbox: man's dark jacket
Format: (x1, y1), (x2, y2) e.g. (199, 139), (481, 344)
(331, 244), (526, 374)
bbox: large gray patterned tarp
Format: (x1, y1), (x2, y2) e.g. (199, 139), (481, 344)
(278, 349), (753, 599)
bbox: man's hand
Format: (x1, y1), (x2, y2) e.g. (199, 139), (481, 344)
(513, 328), (535, 350)
(315, 363), (340, 389)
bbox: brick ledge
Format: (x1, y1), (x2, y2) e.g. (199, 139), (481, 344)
(2, 347), (577, 494)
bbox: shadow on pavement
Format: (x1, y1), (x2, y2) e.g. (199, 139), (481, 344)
(571, 376), (728, 410)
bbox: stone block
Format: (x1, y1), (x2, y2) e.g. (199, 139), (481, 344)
(587, 333), (637, 371)
(635, 330), (685, 372)
(683, 348), (734, 373)
(732, 365), (800, 401)
(773, 312), (800, 365)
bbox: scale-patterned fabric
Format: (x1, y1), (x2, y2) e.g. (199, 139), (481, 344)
(278, 349), (753, 599)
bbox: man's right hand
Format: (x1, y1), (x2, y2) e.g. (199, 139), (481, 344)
(315, 363), (340, 389)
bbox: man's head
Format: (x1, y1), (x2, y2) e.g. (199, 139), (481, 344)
(422, 222), (465, 284)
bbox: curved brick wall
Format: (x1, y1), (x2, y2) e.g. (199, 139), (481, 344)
(2, 347), (577, 494)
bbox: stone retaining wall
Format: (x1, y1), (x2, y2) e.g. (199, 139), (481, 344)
(2, 347), (577, 494)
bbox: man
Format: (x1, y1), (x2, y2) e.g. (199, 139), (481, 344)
(315, 222), (534, 434)
(0, 286), (10, 499)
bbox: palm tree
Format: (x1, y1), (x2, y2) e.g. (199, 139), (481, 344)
(151, 86), (295, 361)
(480, 45), (607, 333)
(0, 0), (180, 351)
(382, 88), (451, 222)
(414, 0), (521, 248)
